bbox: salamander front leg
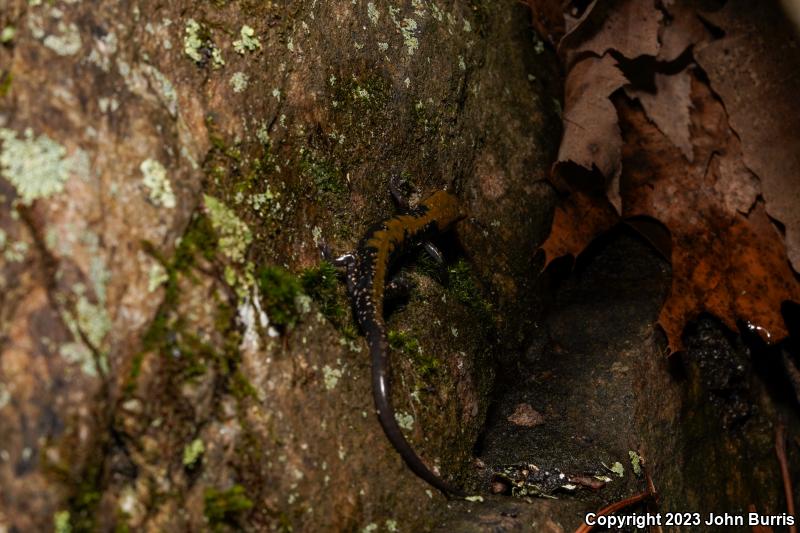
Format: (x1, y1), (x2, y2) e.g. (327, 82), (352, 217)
(319, 242), (355, 268)
(319, 242), (358, 293)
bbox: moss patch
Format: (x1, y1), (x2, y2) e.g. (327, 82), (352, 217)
(389, 329), (440, 377)
(300, 261), (345, 322)
(447, 258), (493, 321)
(204, 485), (254, 531)
(256, 265), (303, 330)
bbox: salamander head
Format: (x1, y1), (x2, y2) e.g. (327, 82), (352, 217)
(421, 190), (464, 231)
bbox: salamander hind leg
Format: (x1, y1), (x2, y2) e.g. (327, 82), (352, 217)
(384, 274), (415, 301)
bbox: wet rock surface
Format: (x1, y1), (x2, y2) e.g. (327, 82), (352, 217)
(439, 230), (798, 532)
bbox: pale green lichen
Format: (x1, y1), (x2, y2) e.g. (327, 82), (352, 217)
(75, 296), (111, 350)
(147, 262), (168, 292)
(204, 195), (252, 263)
(465, 495), (484, 502)
(233, 25), (261, 54)
(211, 47), (225, 68)
(144, 66), (178, 117)
(610, 461), (624, 477)
(184, 19), (203, 62)
(87, 31), (118, 72)
(53, 511), (71, 533)
(0, 383), (10, 409)
(43, 22), (82, 56)
(400, 18), (419, 55)
(256, 123), (270, 144)
(0, 128), (72, 204)
(394, 411), (414, 431)
(362, 524), (378, 533)
(367, 3), (379, 24)
(0, 26), (15, 43)
(184, 19), (224, 68)
(3, 240), (28, 263)
(352, 86), (370, 100)
(98, 97), (119, 113)
(140, 158), (176, 208)
(322, 365), (342, 390)
(230, 71), (249, 93)
(183, 438), (205, 466)
(629, 450), (642, 476)
(385, 519), (398, 532)
(59, 342), (97, 376)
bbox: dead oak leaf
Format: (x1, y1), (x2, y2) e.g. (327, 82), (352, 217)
(555, 54), (627, 200)
(626, 69), (693, 161)
(560, 0), (662, 64)
(695, 0), (800, 273)
(540, 189), (618, 269)
(657, 0), (710, 62)
(617, 76), (799, 351)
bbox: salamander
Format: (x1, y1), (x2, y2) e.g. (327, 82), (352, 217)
(328, 189), (466, 497)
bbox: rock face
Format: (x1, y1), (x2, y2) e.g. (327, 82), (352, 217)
(0, 0), (559, 530)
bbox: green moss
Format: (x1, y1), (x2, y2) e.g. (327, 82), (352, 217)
(300, 261), (344, 321)
(388, 329), (420, 355)
(0, 70), (11, 98)
(300, 148), (346, 194)
(389, 329), (440, 377)
(230, 369), (258, 400)
(447, 258), (492, 320)
(54, 511), (71, 533)
(183, 438), (205, 467)
(204, 485), (253, 530)
(61, 455), (104, 532)
(256, 265), (302, 329)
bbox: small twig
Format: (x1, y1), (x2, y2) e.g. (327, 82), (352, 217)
(775, 420), (797, 533)
(748, 504), (774, 533)
(574, 469), (658, 533)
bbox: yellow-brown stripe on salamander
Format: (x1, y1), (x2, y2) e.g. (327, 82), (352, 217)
(336, 190), (465, 497)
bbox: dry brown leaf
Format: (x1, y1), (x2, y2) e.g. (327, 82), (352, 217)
(618, 77), (799, 351)
(626, 69), (693, 160)
(541, 0), (800, 352)
(556, 55), (627, 191)
(560, 0), (661, 63)
(695, 0), (800, 272)
(657, 1), (710, 62)
(540, 189), (618, 269)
